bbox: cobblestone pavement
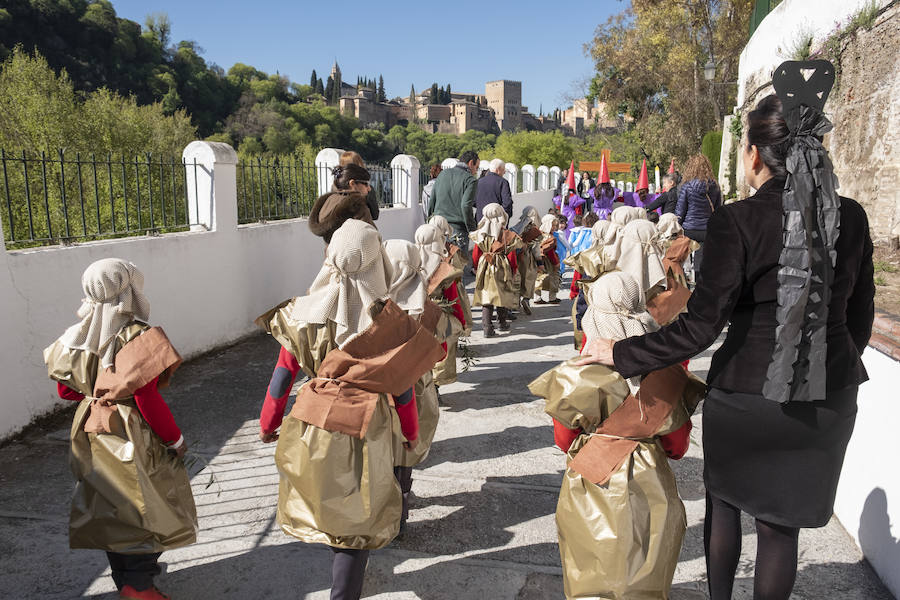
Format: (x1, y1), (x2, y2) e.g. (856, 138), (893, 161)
(0, 279), (892, 599)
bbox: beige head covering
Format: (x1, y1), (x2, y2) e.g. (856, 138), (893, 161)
(610, 205), (646, 229)
(383, 239), (428, 315)
(291, 219), (392, 347)
(608, 220), (667, 301)
(57, 258), (151, 369)
(656, 213), (683, 239)
(591, 220), (617, 248)
(414, 223), (447, 278)
(472, 203), (508, 244)
(428, 215), (453, 241)
(582, 271), (659, 393)
(539, 213), (557, 235)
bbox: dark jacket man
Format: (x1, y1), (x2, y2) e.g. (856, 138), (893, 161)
(474, 171), (513, 222)
(427, 153), (478, 235)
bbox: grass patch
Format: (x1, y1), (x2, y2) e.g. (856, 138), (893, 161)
(875, 275), (888, 286)
(874, 260), (898, 274)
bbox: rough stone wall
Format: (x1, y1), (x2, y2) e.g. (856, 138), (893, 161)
(734, 3), (900, 243)
(825, 5), (900, 242)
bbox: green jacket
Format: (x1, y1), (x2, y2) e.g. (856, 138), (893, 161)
(427, 163), (477, 232)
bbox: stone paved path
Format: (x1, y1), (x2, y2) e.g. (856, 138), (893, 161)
(0, 278), (892, 599)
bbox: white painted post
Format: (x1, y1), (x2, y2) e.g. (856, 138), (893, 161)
(626, 182), (633, 192)
(504, 163), (518, 194)
(315, 148), (344, 197)
(442, 157), (459, 170)
(390, 154), (420, 208)
(522, 164), (535, 193)
(537, 166), (549, 191)
(550, 166), (561, 190)
(719, 115), (734, 196)
(183, 141), (238, 232)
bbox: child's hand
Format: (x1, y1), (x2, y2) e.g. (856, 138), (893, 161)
(259, 429), (279, 443)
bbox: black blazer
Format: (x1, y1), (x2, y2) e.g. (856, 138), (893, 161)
(474, 172), (513, 222)
(614, 177), (875, 395)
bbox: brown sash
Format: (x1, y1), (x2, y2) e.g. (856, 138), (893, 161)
(540, 236), (556, 254)
(290, 300), (445, 438)
(419, 300), (443, 336)
(427, 261), (459, 294)
(568, 365), (690, 485)
(646, 270), (692, 326)
(521, 224), (542, 244)
(94, 327), (183, 401)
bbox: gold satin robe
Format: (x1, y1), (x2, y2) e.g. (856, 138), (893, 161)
(471, 232), (524, 309)
(529, 359), (705, 599)
(263, 299), (438, 550)
(44, 323), (197, 554)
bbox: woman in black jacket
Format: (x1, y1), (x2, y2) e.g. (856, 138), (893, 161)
(578, 91), (875, 600)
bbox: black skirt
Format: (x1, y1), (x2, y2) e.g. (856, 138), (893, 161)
(702, 385), (858, 528)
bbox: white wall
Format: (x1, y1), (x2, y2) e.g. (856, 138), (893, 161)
(512, 190), (556, 217)
(736, 0), (891, 106)
(0, 144), (426, 439)
(834, 346), (900, 598)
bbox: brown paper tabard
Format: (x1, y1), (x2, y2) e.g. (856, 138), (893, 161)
(93, 327), (183, 401)
(569, 365), (690, 485)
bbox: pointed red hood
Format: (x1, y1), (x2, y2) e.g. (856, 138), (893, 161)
(565, 160), (576, 191)
(636, 159), (649, 191)
(668, 159), (675, 174)
(599, 155), (610, 184)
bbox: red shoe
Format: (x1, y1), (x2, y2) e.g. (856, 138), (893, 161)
(120, 586), (171, 600)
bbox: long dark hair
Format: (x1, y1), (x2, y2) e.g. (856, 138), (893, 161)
(746, 94), (791, 179)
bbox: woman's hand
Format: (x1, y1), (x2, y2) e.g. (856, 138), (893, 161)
(403, 437), (419, 451)
(575, 338), (616, 367)
(259, 429), (279, 443)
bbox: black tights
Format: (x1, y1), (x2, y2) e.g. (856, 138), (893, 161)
(330, 547), (369, 600)
(704, 493), (800, 600)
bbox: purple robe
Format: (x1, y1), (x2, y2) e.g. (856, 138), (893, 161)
(560, 193), (585, 235)
(591, 186), (618, 215)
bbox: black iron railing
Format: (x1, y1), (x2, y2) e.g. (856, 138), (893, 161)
(1, 149), (195, 249)
(236, 156), (319, 224)
(367, 164), (394, 208)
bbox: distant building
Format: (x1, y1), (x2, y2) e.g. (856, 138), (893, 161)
(561, 98), (620, 136)
(485, 80), (522, 131)
(329, 63), (569, 136)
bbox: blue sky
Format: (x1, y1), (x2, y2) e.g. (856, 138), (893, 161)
(113, 0), (624, 115)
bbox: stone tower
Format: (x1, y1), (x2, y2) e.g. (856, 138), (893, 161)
(485, 80), (522, 131)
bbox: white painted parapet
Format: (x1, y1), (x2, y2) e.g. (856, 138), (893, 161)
(0, 141), (428, 440)
(504, 163), (518, 194)
(184, 141), (238, 233)
(537, 166), (550, 191)
(315, 148), (344, 196)
(549, 166), (561, 190)
(521, 164), (535, 193)
(390, 154), (420, 208)
(834, 344), (900, 598)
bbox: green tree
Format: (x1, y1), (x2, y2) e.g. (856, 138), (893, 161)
(324, 76), (334, 104)
(377, 75), (385, 102)
(587, 0), (752, 165)
(310, 69), (317, 88)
